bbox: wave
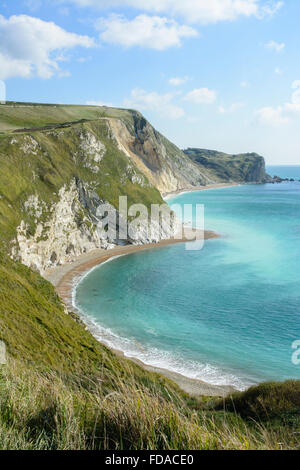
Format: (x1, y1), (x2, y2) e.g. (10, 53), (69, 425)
(71, 181), (300, 391)
(73, 287), (254, 391)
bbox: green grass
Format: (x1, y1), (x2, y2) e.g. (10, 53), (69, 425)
(0, 101), (298, 450)
(0, 102), (136, 133)
(0, 251), (299, 450)
(0, 102), (203, 187)
(184, 148), (268, 183)
(215, 380), (300, 422)
(0, 118), (162, 248)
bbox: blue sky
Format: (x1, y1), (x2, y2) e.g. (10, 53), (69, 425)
(0, 0), (300, 164)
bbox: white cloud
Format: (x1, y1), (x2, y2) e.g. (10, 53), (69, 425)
(291, 80), (300, 95)
(24, 0), (42, 11)
(123, 88), (184, 119)
(169, 76), (189, 86)
(86, 99), (114, 106)
(184, 88), (216, 104)
(240, 81), (249, 88)
(0, 14), (94, 80)
(265, 40), (285, 52)
(258, 1), (283, 18)
(58, 70), (71, 78)
(61, 1), (283, 24)
(96, 14), (197, 50)
(218, 102), (244, 114)
(256, 106), (288, 126)
(256, 81), (300, 126)
(275, 67), (283, 75)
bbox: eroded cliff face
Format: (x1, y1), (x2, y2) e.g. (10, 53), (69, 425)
(4, 118), (179, 273)
(242, 155), (269, 183)
(0, 103), (270, 274)
(184, 149), (271, 184)
(12, 177), (179, 274)
(12, 179), (112, 273)
(108, 113), (213, 193)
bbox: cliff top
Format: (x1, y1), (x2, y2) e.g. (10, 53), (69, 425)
(0, 101), (139, 134)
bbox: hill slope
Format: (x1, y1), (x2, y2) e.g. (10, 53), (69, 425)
(184, 148), (271, 183)
(0, 250), (299, 450)
(0, 102), (298, 450)
(0, 102), (211, 195)
(0, 105), (174, 272)
(0, 102), (270, 273)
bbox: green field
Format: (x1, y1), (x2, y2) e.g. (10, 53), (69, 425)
(0, 102), (136, 133)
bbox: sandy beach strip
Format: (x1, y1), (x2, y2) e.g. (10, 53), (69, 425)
(45, 229), (217, 302)
(45, 182), (243, 398)
(162, 183), (240, 200)
(44, 229), (236, 397)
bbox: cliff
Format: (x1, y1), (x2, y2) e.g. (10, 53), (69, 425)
(0, 103), (298, 451)
(108, 111), (212, 193)
(0, 102), (270, 273)
(184, 148), (271, 184)
(0, 106), (177, 273)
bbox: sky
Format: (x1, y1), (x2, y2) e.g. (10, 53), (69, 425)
(0, 1), (300, 164)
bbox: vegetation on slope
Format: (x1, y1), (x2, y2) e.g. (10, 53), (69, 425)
(0, 118), (162, 249)
(0, 102), (297, 450)
(216, 381), (300, 425)
(0, 102), (134, 133)
(0, 251), (299, 450)
(184, 148), (270, 183)
(0, 103), (211, 194)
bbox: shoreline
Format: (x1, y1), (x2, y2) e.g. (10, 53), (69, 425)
(45, 228), (218, 296)
(44, 183), (242, 397)
(44, 230), (236, 397)
(162, 183), (241, 200)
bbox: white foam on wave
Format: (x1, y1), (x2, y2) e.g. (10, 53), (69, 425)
(71, 250), (258, 391)
(73, 276), (254, 391)
(71, 254), (126, 308)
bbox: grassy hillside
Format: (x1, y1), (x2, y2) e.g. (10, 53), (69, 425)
(0, 103), (212, 194)
(184, 148), (269, 183)
(0, 102), (205, 256)
(0, 117), (162, 250)
(0, 251), (299, 450)
(0, 102), (297, 450)
(0, 102), (135, 133)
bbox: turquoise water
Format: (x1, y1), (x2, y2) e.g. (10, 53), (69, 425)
(75, 168), (300, 389)
(267, 165), (300, 180)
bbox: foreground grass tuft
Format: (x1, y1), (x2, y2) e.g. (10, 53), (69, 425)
(215, 381), (300, 428)
(1, 360), (299, 450)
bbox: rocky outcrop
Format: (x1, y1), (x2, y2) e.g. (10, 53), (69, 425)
(184, 148), (271, 184)
(0, 102), (272, 274)
(12, 179), (111, 273)
(12, 178), (178, 274)
(108, 113), (212, 194)
(268, 175), (298, 184)
(78, 129), (106, 173)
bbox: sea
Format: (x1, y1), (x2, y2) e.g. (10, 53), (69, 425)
(74, 165), (300, 390)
